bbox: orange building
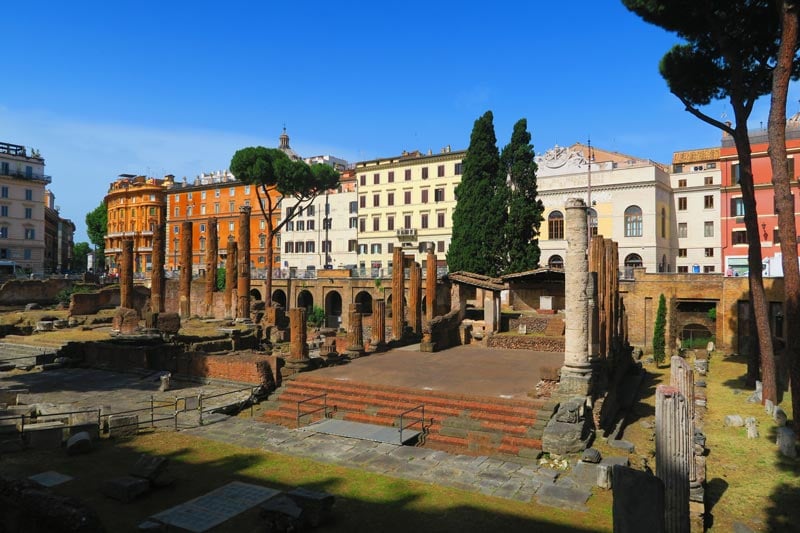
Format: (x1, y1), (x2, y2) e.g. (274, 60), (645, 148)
(104, 174), (170, 274)
(165, 170), (281, 274)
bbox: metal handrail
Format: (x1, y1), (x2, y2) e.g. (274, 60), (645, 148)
(398, 404), (425, 444)
(296, 393), (328, 428)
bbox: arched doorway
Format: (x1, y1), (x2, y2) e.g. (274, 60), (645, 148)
(325, 291), (342, 329)
(548, 255), (564, 269)
(355, 290), (373, 314)
(385, 294), (407, 318)
(250, 289), (262, 301)
(297, 290), (313, 312)
(681, 323), (713, 349)
(272, 289), (287, 309)
(624, 254), (643, 268)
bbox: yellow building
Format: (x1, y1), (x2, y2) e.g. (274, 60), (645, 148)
(104, 174), (170, 274)
(354, 147), (464, 272)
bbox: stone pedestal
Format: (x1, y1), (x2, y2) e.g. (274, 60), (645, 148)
(346, 303), (365, 357)
(120, 239), (134, 310)
(426, 250), (437, 321)
(179, 221), (193, 317)
(205, 217), (218, 316)
(371, 299), (386, 351)
(655, 385), (691, 533)
(225, 241), (237, 318)
(237, 206), (251, 320)
(391, 248), (405, 340)
(151, 223), (165, 312)
(483, 292), (500, 333)
(541, 397), (593, 455)
(409, 262), (422, 335)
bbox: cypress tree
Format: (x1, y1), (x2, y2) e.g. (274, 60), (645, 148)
(448, 111), (507, 275)
(653, 293), (667, 367)
(500, 118), (543, 274)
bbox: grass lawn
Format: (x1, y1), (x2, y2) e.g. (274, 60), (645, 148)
(1, 431), (612, 532)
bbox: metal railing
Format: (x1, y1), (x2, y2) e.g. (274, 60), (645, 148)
(398, 404), (425, 444)
(296, 393), (328, 428)
(197, 386), (259, 425)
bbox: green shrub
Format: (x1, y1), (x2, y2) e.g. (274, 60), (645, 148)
(56, 284), (96, 306)
(653, 294), (667, 366)
(216, 267), (226, 291)
(307, 305), (325, 328)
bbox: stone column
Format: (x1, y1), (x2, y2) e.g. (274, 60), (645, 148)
(408, 262), (422, 335)
(426, 249), (436, 321)
(655, 385), (691, 533)
(587, 271), (599, 359)
(237, 206), (251, 320)
(391, 248), (405, 340)
(179, 221), (193, 317)
(561, 198), (592, 395)
(372, 298), (386, 349)
(288, 307), (308, 361)
(225, 241), (237, 318)
(346, 303), (365, 357)
(150, 223), (165, 312)
(205, 217), (218, 316)
(671, 356), (701, 503)
(120, 239), (134, 309)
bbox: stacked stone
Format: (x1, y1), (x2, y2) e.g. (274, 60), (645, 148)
(288, 308), (308, 361)
(120, 239), (134, 309)
(346, 303), (365, 357)
(150, 223), (166, 313)
(426, 249), (436, 321)
(391, 248), (405, 340)
(237, 206), (251, 320)
(655, 384), (691, 533)
(409, 262), (422, 335)
(225, 241), (237, 318)
(179, 222), (193, 317)
(205, 217), (218, 316)
(372, 299), (386, 349)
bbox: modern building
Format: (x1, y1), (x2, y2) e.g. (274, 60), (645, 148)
(278, 170), (358, 275)
(353, 147), (465, 274)
(720, 117), (800, 277)
(0, 141), (50, 273)
(536, 143), (673, 275)
(104, 174), (170, 275)
(670, 147), (722, 273)
(44, 190), (75, 274)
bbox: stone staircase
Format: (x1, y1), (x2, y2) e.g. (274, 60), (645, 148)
(261, 375), (556, 462)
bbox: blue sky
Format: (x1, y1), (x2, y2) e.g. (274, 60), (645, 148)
(3, 1), (796, 242)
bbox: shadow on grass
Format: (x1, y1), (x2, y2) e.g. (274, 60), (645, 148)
(703, 477), (728, 530)
(764, 424), (800, 533)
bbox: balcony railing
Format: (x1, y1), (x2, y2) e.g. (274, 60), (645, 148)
(0, 170), (52, 184)
(396, 228), (417, 241)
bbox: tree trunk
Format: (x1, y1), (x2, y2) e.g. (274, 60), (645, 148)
(733, 120), (778, 405)
(768, 0), (800, 430)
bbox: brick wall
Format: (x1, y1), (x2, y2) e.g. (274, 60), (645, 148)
(486, 335), (565, 352)
(0, 279), (73, 305)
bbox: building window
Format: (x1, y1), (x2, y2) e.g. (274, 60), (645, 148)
(703, 266), (715, 273)
(307, 220), (316, 231)
(404, 169), (411, 181)
(678, 197), (687, 210)
(387, 243), (394, 253)
(705, 248), (714, 257)
(435, 188), (445, 202)
(678, 249), (687, 257)
(25, 189), (32, 201)
(387, 216), (395, 231)
(373, 194), (380, 207)
(673, 164), (683, 173)
(322, 240), (331, 253)
(174, 225), (179, 234)
(678, 223), (687, 238)
(358, 243), (367, 254)
(199, 223), (206, 233)
(404, 191), (412, 204)
(732, 230), (748, 244)
(296, 220), (305, 231)
(359, 218), (366, 232)
(24, 228), (35, 240)
(421, 213), (429, 229)
(24, 208), (32, 219)
(0, 163), (7, 176)
(370, 243), (381, 254)
(373, 173), (380, 185)
(435, 241), (444, 253)
(421, 189), (429, 204)
(229, 201), (235, 212)
(774, 228), (781, 243)
(624, 205), (643, 237)
(200, 190), (206, 200)
(624, 254), (643, 268)
(24, 249), (31, 260)
(229, 221), (235, 231)
(199, 237), (206, 251)
(548, 255), (564, 269)
(0, 227), (7, 239)
(348, 239), (358, 252)
(372, 217), (380, 231)
(421, 167), (429, 180)
(704, 195), (714, 209)
(323, 218), (332, 230)
(200, 204), (206, 215)
(678, 266), (689, 273)
(704, 176), (713, 185)
(388, 171), (394, 183)
(588, 208), (598, 236)
(149, 207), (156, 216)
(295, 242), (304, 253)
(437, 212), (445, 228)
(349, 217), (358, 229)
(454, 163), (463, 175)
(0, 206), (6, 217)
(704, 221), (714, 237)
(678, 179), (687, 188)
(360, 196), (366, 208)
(285, 242), (294, 253)
(286, 221), (294, 231)
(229, 188), (235, 196)
(548, 211), (565, 239)
(731, 197), (745, 217)
(404, 215), (412, 229)
(661, 207), (666, 238)
(732, 163), (741, 184)
(306, 241), (315, 253)
(0, 187), (7, 198)
(436, 165), (444, 178)
(349, 201), (358, 214)
(359, 175), (366, 186)
(388, 192), (394, 206)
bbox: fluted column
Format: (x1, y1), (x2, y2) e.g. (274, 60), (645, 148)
(372, 299), (386, 348)
(671, 356), (700, 501)
(150, 223), (165, 312)
(120, 239), (134, 309)
(391, 248), (405, 340)
(426, 249), (436, 321)
(225, 241), (237, 318)
(205, 217), (218, 316)
(179, 221), (192, 317)
(237, 206), (251, 320)
(409, 262), (422, 334)
(656, 385), (691, 533)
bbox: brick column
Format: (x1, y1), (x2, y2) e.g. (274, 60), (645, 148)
(289, 307), (308, 360)
(179, 221), (193, 317)
(426, 249), (436, 321)
(120, 239), (134, 309)
(372, 299), (386, 349)
(391, 248), (405, 340)
(656, 385), (691, 533)
(346, 303), (365, 357)
(205, 217), (218, 316)
(225, 241), (237, 318)
(408, 262), (422, 335)
(150, 223), (165, 312)
(237, 206), (251, 320)
(561, 198), (592, 395)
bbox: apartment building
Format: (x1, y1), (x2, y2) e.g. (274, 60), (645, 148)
(354, 147), (464, 273)
(537, 143), (673, 275)
(104, 175), (169, 274)
(0, 141), (50, 273)
(670, 148), (722, 273)
(44, 190), (75, 274)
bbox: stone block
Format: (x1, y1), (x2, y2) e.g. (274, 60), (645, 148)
(23, 421), (64, 450)
(571, 461), (610, 489)
(765, 399), (775, 415)
(287, 487), (335, 527)
(66, 431), (92, 455)
(745, 417), (758, 439)
(260, 494), (305, 532)
(776, 427), (798, 459)
(101, 476), (151, 502)
(581, 447), (602, 463)
(36, 321), (54, 332)
(113, 307), (140, 334)
(612, 465), (665, 533)
(608, 439), (635, 453)
(130, 455), (169, 482)
(773, 406), (788, 426)
(108, 414), (139, 438)
(724, 415), (744, 427)
(541, 419), (592, 455)
(157, 312), (181, 335)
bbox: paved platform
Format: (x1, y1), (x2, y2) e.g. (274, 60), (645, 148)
(313, 344), (564, 400)
(303, 418), (421, 445)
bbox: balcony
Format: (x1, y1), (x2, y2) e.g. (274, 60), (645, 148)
(0, 169), (52, 184)
(396, 228), (418, 241)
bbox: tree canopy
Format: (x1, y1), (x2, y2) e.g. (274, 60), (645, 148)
(85, 202), (107, 269)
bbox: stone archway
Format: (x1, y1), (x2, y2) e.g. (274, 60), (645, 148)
(297, 290), (313, 312)
(250, 289), (262, 301)
(325, 291), (343, 329)
(272, 289), (287, 309)
(682, 323), (713, 347)
(355, 290), (373, 314)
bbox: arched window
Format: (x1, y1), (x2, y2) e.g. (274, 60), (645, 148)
(548, 211), (564, 240)
(660, 207), (666, 238)
(588, 208), (598, 237)
(624, 253), (643, 268)
(199, 237), (206, 252)
(259, 234), (266, 249)
(624, 205), (643, 237)
(548, 255), (564, 269)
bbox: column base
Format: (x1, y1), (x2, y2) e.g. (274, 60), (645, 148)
(558, 365), (594, 397)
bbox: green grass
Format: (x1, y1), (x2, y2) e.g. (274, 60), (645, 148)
(2, 431), (612, 532)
